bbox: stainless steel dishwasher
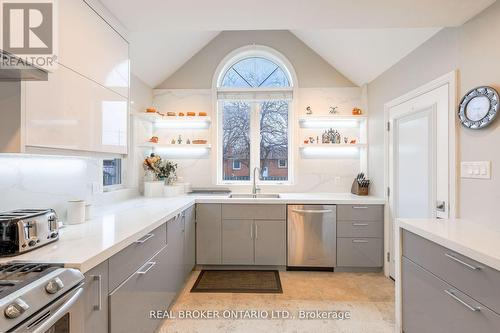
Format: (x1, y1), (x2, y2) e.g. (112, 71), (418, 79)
(287, 205), (336, 269)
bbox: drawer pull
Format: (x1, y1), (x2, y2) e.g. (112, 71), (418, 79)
(352, 239), (369, 243)
(136, 261), (156, 275)
(135, 233), (154, 244)
(352, 206), (368, 209)
(352, 223), (369, 227)
(444, 289), (481, 312)
(445, 253), (481, 271)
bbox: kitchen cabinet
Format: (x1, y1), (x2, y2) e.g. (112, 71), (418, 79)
(108, 223), (166, 291)
(402, 257), (500, 333)
(222, 219), (255, 264)
(196, 204), (222, 265)
(254, 220), (286, 266)
(25, 65), (128, 154)
(82, 260), (109, 333)
(183, 205), (196, 277)
(337, 204), (384, 269)
(59, 0), (129, 98)
(109, 246), (169, 333)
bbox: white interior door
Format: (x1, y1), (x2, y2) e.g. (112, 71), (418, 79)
(387, 84), (450, 278)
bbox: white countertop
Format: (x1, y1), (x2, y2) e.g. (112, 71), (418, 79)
(1, 193), (384, 273)
(396, 218), (500, 272)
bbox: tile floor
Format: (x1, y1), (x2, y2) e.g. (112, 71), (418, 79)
(157, 270), (395, 333)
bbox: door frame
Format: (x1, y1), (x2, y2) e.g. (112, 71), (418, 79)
(383, 70), (458, 278)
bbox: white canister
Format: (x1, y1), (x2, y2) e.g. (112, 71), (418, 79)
(144, 181), (164, 198)
(67, 200), (86, 225)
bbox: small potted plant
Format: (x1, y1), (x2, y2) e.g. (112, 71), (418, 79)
(142, 154), (164, 197)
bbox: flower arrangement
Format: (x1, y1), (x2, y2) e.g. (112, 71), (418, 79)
(143, 154), (178, 184)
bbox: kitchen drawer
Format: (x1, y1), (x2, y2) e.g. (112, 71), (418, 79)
(109, 246), (171, 333)
(337, 238), (383, 267)
(337, 220), (383, 238)
(403, 230), (500, 314)
(402, 257), (500, 333)
(337, 205), (383, 221)
(222, 204), (286, 220)
(109, 222), (167, 291)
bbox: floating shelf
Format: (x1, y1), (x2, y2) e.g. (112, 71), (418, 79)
(132, 112), (211, 129)
(138, 142), (212, 149)
(299, 143), (367, 149)
(299, 115), (367, 129)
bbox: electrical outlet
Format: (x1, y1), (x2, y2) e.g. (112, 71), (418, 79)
(334, 176), (341, 185)
(461, 161), (491, 179)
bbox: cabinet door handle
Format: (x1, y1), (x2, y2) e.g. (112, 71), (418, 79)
(250, 224), (254, 239)
(352, 223), (369, 227)
(445, 253), (481, 271)
(352, 206), (368, 209)
(91, 275), (102, 311)
(255, 224), (258, 240)
(292, 209), (333, 214)
(136, 261), (156, 275)
(135, 233), (154, 244)
(444, 289), (481, 312)
(352, 239), (369, 243)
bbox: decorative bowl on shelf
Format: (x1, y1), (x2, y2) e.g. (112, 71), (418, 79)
(192, 140), (208, 145)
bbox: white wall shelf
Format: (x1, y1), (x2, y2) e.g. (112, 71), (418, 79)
(299, 115), (367, 128)
(299, 143), (367, 149)
(132, 112), (211, 129)
(138, 143), (212, 149)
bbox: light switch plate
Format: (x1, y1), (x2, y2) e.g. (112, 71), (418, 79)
(461, 161), (491, 179)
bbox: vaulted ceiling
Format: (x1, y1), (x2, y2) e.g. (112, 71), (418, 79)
(99, 0), (496, 87)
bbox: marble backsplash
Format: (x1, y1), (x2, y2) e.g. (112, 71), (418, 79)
(0, 154), (100, 216)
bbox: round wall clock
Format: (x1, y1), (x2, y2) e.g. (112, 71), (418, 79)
(458, 86), (499, 129)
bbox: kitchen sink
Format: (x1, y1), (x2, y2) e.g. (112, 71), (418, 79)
(229, 193), (281, 199)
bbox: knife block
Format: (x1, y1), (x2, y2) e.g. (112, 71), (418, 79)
(351, 179), (369, 196)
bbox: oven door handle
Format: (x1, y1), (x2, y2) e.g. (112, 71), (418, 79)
(32, 287), (84, 333)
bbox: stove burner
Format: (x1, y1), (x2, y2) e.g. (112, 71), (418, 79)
(0, 263), (63, 298)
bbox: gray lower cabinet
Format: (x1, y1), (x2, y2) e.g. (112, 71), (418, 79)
(337, 204), (384, 268)
(184, 205), (196, 277)
(196, 204), (222, 265)
(254, 220), (286, 265)
(337, 238), (383, 267)
(109, 246), (169, 333)
(82, 260), (109, 333)
(402, 257), (500, 333)
(222, 219), (254, 264)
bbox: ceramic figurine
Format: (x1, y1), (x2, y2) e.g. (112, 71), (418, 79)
(177, 135), (183, 144)
(344, 137), (348, 144)
(352, 107), (363, 115)
(171, 139), (176, 144)
(306, 106), (313, 115)
(316, 136), (319, 144)
(187, 138), (191, 144)
(329, 106), (339, 114)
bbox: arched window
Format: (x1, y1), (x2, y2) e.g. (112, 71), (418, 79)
(220, 57), (290, 88)
(215, 46), (295, 185)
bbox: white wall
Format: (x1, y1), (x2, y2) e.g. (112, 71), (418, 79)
(146, 87), (365, 193)
(368, 2), (500, 225)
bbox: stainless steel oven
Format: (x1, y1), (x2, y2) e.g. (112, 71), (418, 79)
(0, 263), (84, 333)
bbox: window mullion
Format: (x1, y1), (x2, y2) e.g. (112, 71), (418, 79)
(250, 101), (261, 184)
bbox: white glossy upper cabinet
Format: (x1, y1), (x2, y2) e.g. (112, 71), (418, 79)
(25, 66), (128, 154)
(58, 0), (129, 98)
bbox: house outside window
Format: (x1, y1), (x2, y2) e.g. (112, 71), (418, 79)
(216, 46), (295, 185)
(103, 158), (122, 188)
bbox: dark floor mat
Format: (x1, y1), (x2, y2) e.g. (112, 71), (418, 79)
(191, 270), (283, 293)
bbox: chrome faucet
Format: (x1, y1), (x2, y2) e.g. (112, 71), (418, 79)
(252, 167), (261, 196)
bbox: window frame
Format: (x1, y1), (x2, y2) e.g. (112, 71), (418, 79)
(217, 99), (293, 186)
(213, 45), (297, 187)
(102, 157), (125, 192)
(232, 159), (242, 171)
(277, 159), (288, 169)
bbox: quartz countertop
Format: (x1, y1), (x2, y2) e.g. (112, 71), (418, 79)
(396, 218), (500, 271)
(1, 193), (384, 273)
